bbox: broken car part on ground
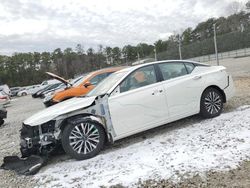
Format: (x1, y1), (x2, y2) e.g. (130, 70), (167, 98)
(1, 155), (47, 175)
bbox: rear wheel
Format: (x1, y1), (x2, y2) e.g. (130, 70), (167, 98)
(200, 88), (223, 118)
(61, 118), (105, 160)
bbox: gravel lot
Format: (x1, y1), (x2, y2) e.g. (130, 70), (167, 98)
(0, 57), (249, 188)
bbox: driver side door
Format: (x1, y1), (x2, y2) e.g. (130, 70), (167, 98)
(108, 65), (169, 139)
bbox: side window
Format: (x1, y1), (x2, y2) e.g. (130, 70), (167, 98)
(184, 63), (195, 73)
(41, 81), (48, 85)
(90, 73), (108, 85)
(120, 65), (157, 93)
(158, 62), (188, 80)
(106, 72), (113, 76)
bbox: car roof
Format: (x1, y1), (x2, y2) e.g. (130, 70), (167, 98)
(105, 60), (210, 95)
(82, 66), (128, 81)
(115, 60), (209, 74)
(89, 66), (127, 75)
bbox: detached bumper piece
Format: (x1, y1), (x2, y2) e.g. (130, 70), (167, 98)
(1, 155), (47, 175)
(1, 123), (57, 175)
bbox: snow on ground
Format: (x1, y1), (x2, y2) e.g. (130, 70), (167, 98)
(35, 106), (250, 187)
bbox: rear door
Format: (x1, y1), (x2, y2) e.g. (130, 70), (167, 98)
(157, 62), (204, 118)
(108, 65), (168, 138)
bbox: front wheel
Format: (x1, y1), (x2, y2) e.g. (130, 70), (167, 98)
(200, 88), (223, 118)
(61, 118), (105, 160)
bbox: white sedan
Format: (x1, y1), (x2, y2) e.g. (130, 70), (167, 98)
(21, 60), (234, 160)
(0, 91), (10, 106)
(17, 85), (40, 96)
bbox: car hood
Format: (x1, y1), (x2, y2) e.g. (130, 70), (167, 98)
(24, 96), (96, 126)
(46, 72), (71, 86)
(44, 85), (66, 94)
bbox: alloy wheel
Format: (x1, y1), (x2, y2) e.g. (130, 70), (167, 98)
(204, 91), (222, 115)
(69, 123), (100, 154)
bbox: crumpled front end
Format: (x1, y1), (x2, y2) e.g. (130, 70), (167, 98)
(20, 124), (41, 157)
(1, 95), (115, 175)
(20, 121), (59, 157)
(1, 122), (58, 175)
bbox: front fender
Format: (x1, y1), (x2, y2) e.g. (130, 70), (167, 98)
(58, 114), (112, 142)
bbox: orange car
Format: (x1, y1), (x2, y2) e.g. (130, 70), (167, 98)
(43, 67), (125, 107)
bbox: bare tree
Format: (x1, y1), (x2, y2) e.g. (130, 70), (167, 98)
(246, 1), (250, 11)
(227, 1), (244, 15)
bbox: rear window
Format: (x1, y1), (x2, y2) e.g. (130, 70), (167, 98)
(184, 63), (195, 73)
(158, 62), (188, 80)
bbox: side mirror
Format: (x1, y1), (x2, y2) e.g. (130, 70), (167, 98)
(84, 81), (92, 88)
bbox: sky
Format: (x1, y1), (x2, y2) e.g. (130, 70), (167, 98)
(0, 0), (248, 55)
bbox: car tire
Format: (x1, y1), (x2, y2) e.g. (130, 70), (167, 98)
(43, 102), (51, 108)
(0, 119), (4, 126)
(200, 87), (223, 118)
(61, 118), (105, 160)
(22, 92), (27, 96)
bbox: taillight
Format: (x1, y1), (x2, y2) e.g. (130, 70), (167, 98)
(0, 96), (7, 99)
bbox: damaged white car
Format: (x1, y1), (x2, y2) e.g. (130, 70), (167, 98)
(20, 60), (234, 160)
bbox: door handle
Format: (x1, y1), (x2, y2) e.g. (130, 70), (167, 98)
(193, 76), (202, 80)
(152, 89), (163, 95)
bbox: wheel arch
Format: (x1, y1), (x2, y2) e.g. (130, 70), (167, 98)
(201, 85), (226, 103)
(59, 113), (109, 141)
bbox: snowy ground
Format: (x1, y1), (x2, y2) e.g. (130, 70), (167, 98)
(0, 57), (250, 188)
(35, 105), (250, 188)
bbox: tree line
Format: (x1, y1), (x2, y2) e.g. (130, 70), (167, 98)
(0, 2), (250, 87)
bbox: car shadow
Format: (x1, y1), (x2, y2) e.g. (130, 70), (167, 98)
(104, 114), (202, 152)
(47, 102), (237, 166)
(47, 114), (203, 165)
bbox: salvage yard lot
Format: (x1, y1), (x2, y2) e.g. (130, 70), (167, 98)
(0, 57), (250, 188)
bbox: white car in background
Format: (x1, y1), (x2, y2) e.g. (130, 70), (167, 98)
(20, 60), (234, 160)
(0, 84), (11, 96)
(17, 85), (40, 96)
(30, 79), (61, 95)
(0, 90), (10, 105)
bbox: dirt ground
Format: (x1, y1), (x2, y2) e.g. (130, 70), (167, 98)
(0, 57), (249, 188)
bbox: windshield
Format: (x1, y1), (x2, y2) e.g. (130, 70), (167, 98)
(72, 74), (88, 86)
(87, 71), (128, 97)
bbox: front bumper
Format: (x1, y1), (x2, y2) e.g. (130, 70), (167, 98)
(1, 154), (47, 175)
(20, 124), (41, 157)
(43, 99), (57, 107)
(224, 75), (235, 101)
(20, 123), (58, 157)
(32, 93), (38, 98)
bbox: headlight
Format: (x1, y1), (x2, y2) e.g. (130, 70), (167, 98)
(41, 121), (55, 134)
(43, 93), (54, 102)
